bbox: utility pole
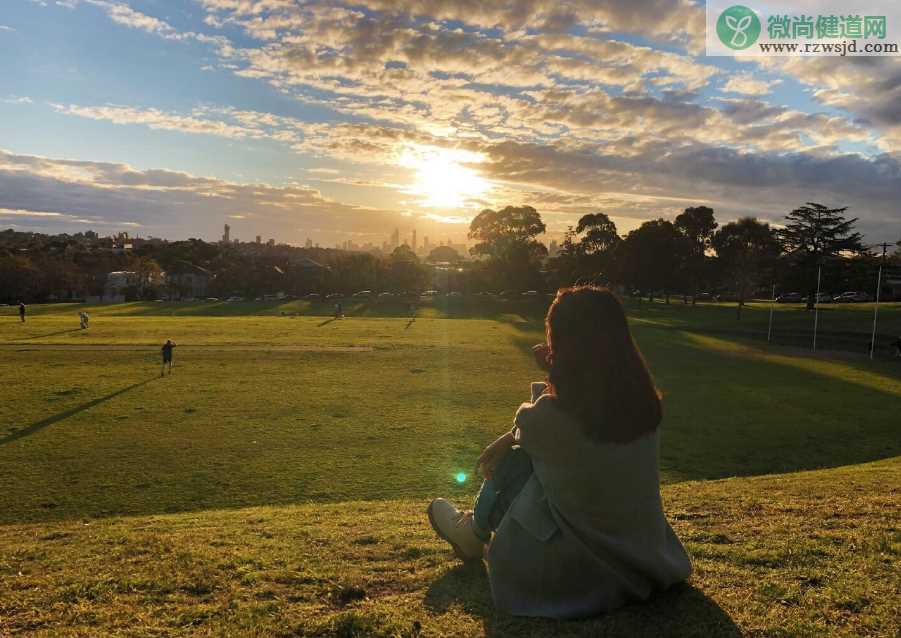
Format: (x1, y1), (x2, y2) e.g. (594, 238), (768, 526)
(813, 262), (822, 351)
(869, 242), (890, 360)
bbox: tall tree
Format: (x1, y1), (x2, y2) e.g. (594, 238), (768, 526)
(619, 219), (689, 303)
(427, 245), (462, 263)
(387, 245), (427, 291)
(777, 203), (864, 310)
(469, 206), (547, 291)
(556, 213), (620, 285)
(674, 206), (717, 304)
(712, 217), (780, 320)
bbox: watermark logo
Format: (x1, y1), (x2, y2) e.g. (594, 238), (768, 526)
(717, 5), (761, 49)
(706, 0), (901, 56)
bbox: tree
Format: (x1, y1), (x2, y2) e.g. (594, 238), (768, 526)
(468, 206), (547, 291)
(555, 213), (620, 286)
(427, 245), (462, 263)
(387, 245), (427, 291)
(674, 206), (717, 304)
(125, 255), (162, 299)
(777, 203), (864, 310)
(712, 217), (780, 319)
(618, 219), (689, 303)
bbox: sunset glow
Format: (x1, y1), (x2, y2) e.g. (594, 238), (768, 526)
(399, 145), (492, 210)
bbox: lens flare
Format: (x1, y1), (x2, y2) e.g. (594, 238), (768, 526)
(455, 472), (467, 484)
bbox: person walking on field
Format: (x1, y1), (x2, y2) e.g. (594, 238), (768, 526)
(161, 339), (176, 377)
(427, 286), (691, 619)
(18, 302), (26, 323)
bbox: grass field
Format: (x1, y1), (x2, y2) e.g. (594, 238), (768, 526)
(1, 300), (899, 636)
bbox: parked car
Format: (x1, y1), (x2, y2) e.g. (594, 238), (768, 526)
(521, 290), (539, 297)
(352, 290), (373, 298)
(378, 292), (394, 298)
(303, 293), (322, 300)
(694, 292), (716, 302)
(776, 292), (803, 303)
(802, 292), (833, 303)
(833, 291), (872, 303)
(205, 297), (220, 302)
(225, 296), (244, 302)
(325, 293), (343, 300)
(421, 290), (440, 296)
(447, 291), (463, 298)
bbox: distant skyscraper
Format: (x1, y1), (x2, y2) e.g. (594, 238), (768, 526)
(548, 239), (559, 257)
(305, 238), (313, 249)
(222, 223), (230, 243)
(390, 227), (400, 249)
(256, 235), (262, 244)
(412, 229), (417, 252)
(423, 236), (430, 252)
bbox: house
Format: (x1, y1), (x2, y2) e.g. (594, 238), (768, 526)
(102, 271), (135, 303)
(288, 256), (328, 294)
(882, 274), (901, 301)
(165, 262), (212, 300)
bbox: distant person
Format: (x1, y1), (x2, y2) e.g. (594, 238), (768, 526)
(18, 301), (26, 323)
(894, 336), (901, 358)
(161, 339), (176, 377)
(334, 302), (343, 319)
(409, 302), (416, 321)
(79, 311), (89, 329)
(427, 286), (691, 619)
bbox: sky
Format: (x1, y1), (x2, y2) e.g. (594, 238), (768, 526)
(0, 0), (899, 248)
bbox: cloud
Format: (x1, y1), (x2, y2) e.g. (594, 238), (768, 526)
(721, 73), (776, 97)
(471, 138), (901, 240)
(0, 149), (437, 243)
(758, 57), (901, 152)
(25, 0), (899, 245)
(199, 0), (706, 47)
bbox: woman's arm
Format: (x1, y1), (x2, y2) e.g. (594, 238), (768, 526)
(476, 430), (516, 479)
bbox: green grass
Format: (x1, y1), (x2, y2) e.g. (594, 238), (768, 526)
(1, 303), (899, 635)
(2, 461), (897, 637)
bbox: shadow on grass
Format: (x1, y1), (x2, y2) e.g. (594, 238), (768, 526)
(0, 378), (156, 447)
(11, 328), (83, 341)
(424, 563), (740, 637)
(506, 326), (901, 483)
(318, 317), (339, 327)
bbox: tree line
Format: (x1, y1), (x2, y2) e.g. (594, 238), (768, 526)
(470, 203), (899, 316)
(1, 203), (898, 310)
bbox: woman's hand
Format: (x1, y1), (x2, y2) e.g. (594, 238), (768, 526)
(532, 343), (551, 372)
(476, 431), (515, 480)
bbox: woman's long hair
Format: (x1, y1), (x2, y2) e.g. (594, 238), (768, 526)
(545, 286), (661, 443)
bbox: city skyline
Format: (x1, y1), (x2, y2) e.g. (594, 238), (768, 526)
(0, 1), (899, 247)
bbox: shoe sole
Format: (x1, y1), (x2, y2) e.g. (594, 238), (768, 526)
(426, 502), (477, 562)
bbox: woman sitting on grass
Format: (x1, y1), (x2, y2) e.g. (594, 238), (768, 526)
(427, 285), (691, 618)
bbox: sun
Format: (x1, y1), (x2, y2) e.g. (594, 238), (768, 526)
(399, 144), (491, 209)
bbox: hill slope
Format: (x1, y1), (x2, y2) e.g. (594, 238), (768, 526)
(2, 458), (898, 637)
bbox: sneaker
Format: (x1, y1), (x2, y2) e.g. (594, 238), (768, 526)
(427, 498), (485, 561)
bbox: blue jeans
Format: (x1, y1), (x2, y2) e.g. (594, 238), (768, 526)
(472, 447), (533, 537)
